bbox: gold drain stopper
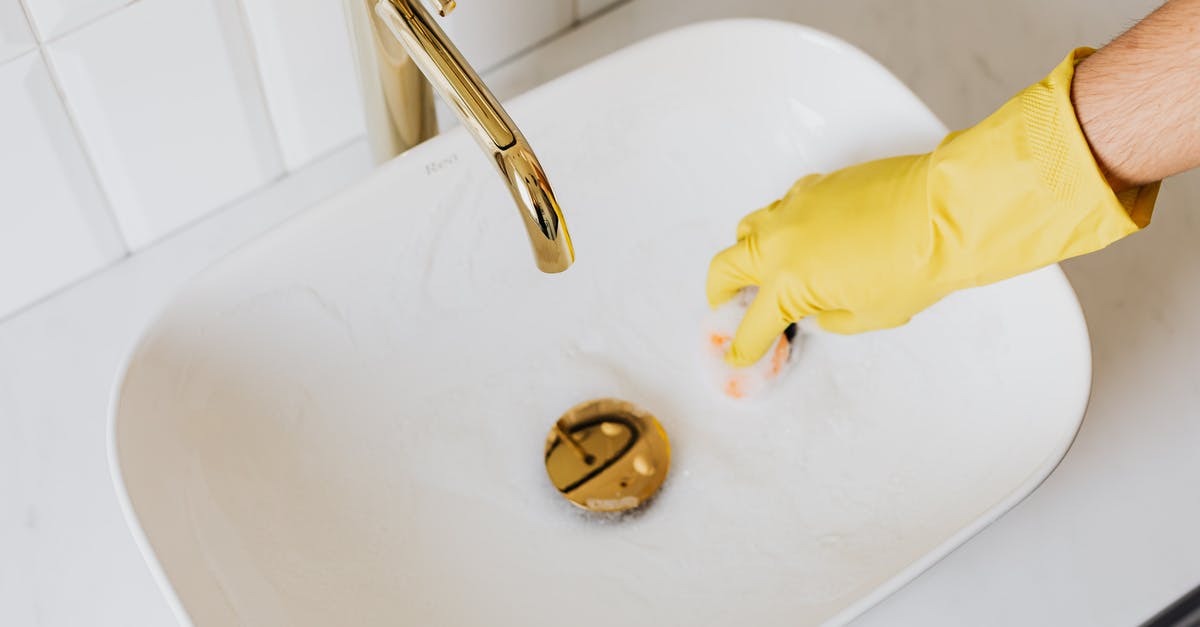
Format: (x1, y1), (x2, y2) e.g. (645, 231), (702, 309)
(544, 398), (671, 513)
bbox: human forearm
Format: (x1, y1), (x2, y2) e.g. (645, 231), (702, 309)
(1073, 0), (1200, 191)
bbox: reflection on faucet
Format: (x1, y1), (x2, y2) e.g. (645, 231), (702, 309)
(342, 0), (574, 273)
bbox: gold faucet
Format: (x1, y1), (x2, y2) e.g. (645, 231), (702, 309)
(342, 0), (574, 273)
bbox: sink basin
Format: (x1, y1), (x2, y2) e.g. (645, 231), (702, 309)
(110, 20), (1092, 626)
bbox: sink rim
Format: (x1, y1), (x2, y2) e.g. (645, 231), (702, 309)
(106, 17), (1093, 627)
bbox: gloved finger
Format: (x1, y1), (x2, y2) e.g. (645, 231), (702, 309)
(784, 172), (822, 196)
(816, 309), (912, 335)
(706, 241), (759, 308)
(726, 287), (803, 367)
(735, 200), (778, 241)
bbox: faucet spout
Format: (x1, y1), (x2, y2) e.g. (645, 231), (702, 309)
(359, 0), (574, 273)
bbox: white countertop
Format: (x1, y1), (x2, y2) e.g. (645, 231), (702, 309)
(3, 1), (1198, 625)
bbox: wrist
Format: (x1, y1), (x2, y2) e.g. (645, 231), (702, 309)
(1071, 52), (1141, 192)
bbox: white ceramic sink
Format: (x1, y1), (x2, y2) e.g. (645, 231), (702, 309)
(111, 20), (1092, 627)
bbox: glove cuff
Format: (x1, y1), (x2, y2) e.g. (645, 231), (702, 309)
(926, 48), (1160, 287)
(1018, 47), (1159, 233)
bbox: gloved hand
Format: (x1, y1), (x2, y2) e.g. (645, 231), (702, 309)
(708, 48), (1160, 367)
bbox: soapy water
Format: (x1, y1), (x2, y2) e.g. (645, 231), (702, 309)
(537, 286), (809, 527)
(555, 485), (667, 525)
(701, 287), (805, 400)
(170, 202), (1077, 627)
(353, 212), (1057, 621)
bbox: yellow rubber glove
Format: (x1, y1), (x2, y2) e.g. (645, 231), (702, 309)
(708, 49), (1160, 367)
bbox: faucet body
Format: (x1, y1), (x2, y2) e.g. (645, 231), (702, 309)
(342, 0), (574, 273)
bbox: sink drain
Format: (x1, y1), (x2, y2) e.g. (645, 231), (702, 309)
(544, 398), (671, 513)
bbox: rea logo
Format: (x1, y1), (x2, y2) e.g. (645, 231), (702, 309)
(424, 153), (459, 176)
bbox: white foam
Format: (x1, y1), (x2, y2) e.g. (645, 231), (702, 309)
(700, 287), (803, 400)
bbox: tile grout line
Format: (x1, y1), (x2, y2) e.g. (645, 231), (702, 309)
(47, 0), (290, 252)
(123, 132), (365, 258)
(2, 0), (39, 63)
(104, 133), (373, 257)
(587, 0), (634, 23)
(0, 135), (369, 326)
(12, 0), (43, 41)
(479, 0), (634, 76)
(226, 0), (291, 174)
(476, 25), (576, 75)
(1, 0), (631, 323)
(37, 0), (143, 46)
(18, 0), (145, 255)
(30, 32), (133, 255)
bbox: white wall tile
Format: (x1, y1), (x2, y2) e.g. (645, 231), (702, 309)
(0, 52), (124, 318)
(47, 0), (282, 249)
(0, 0), (36, 63)
(575, 0), (621, 20)
(440, 0), (573, 71)
(20, 0), (127, 41)
(239, 0), (364, 170)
